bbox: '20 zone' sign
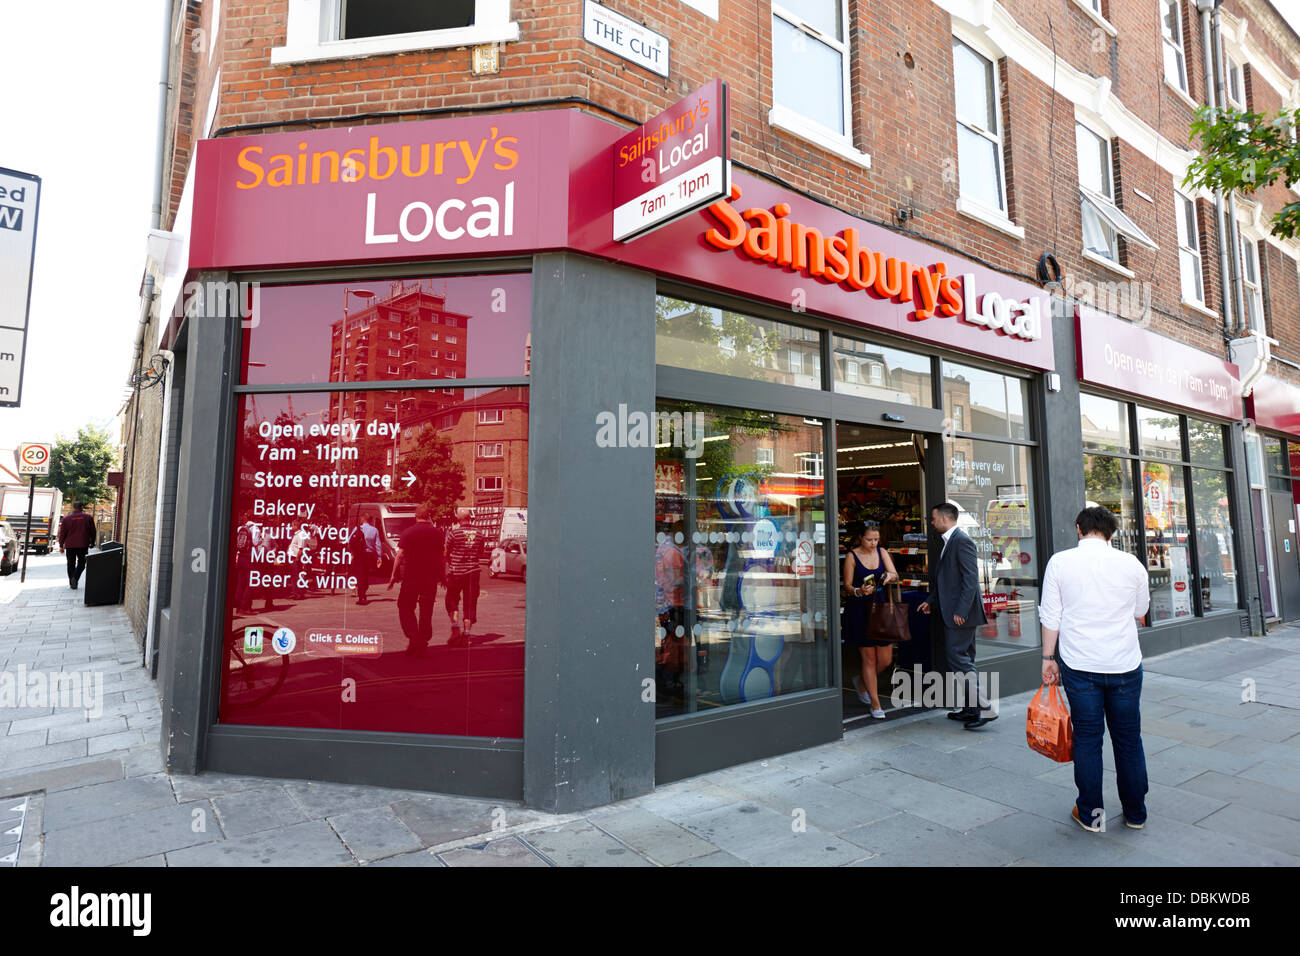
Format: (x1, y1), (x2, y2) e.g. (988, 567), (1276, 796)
(612, 80), (729, 242)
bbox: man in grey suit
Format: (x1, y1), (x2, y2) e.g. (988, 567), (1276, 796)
(919, 502), (996, 728)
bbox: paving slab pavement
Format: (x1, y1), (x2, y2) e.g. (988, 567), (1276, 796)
(4, 552), (1300, 866)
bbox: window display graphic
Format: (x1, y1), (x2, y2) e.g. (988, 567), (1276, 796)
(221, 275), (530, 738)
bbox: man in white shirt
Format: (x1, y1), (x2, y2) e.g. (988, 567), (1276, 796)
(1039, 505), (1151, 833)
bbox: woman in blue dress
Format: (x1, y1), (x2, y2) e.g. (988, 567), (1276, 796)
(842, 520), (899, 718)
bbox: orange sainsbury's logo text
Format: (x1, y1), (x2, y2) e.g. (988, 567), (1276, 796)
(702, 186), (1042, 341)
(234, 127), (519, 190)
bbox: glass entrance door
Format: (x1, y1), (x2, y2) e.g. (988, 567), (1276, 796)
(835, 422), (934, 721)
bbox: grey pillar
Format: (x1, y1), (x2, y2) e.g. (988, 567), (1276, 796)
(1040, 298), (1085, 556)
(1227, 421), (1265, 634)
(157, 275), (237, 773)
(524, 253), (656, 812)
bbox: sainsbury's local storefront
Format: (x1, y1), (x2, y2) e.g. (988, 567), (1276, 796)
(151, 103), (1256, 812)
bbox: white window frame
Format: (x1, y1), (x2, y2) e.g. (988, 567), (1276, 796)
(1160, 0), (1188, 95)
(1175, 188), (1204, 306)
(446, 334), (458, 344)
(768, 1), (872, 169)
(1225, 54), (1245, 110)
(477, 442), (504, 459)
(478, 409), (504, 425)
(477, 475), (504, 492)
(952, 37), (1009, 216)
(1077, 121), (1158, 262)
(1238, 232), (1265, 333)
(756, 447), (775, 466)
(272, 0), (520, 66)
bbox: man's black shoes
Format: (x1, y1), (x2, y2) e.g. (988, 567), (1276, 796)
(947, 709), (979, 722)
(964, 713), (999, 729)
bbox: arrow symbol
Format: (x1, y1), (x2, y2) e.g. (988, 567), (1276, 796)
(401, 471), (417, 487)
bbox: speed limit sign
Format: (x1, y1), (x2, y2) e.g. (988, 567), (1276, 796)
(16, 441), (51, 476)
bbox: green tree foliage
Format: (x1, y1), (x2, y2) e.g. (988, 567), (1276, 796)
(1184, 105), (1300, 238)
(45, 425), (115, 505)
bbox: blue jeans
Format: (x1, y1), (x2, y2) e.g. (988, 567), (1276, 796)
(1059, 660), (1148, 826)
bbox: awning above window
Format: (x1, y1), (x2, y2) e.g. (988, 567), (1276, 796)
(1080, 187), (1159, 251)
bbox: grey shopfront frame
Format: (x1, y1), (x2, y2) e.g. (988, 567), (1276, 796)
(156, 253), (1082, 814)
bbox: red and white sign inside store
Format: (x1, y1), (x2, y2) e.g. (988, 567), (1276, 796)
(1250, 375), (1300, 437)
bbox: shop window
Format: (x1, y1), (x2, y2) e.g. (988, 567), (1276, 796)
(941, 361), (1029, 440)
(653, 399), (830, 718)
(770, 1), (851, 139)
(1137, 406), (1182, 461)
(952, 38), (1008, 215)
(1142, 461), (1191, 623)
(220, 386), (529, 738)
(657, 296), (823, 388)
(1175, 189), (1204, 305)
(1161, 0), (1188, 94)
(1187, 417), (1226, 466)
(945, 440), (1040, 658)
(1080, 393), (1130, 454)
(833, 336), (933, 405)
(1077, 124), (1158, 263)
(1191, 468), (1238, 612)
(1084, 454), (1140, 554)
(1083, 393), (1238, 621)
(243, 274), (531, 386)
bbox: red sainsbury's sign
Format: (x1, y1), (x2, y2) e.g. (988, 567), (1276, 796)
(612, 79), (729, 241)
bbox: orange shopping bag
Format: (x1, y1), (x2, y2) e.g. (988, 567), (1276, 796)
(1025, 682), (1073, 762)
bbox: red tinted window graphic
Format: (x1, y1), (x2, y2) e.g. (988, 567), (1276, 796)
(241, 274), (532, 385)
(220, 387), (529, 737)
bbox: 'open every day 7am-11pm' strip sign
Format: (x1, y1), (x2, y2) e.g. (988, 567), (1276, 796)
(612, 79), (729, 241)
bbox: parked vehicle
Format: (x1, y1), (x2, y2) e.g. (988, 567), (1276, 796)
(0, 520), (19, 575)
(344, 501), (415, 577)
(0, 485), (64, 554)
(489, 536), (526, 579)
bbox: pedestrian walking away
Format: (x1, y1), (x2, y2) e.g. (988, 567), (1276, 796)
(58, 500), (97, 590)
(444, 507), (481, 646)
(389, 503), (445, 654)
(1039, 505), (1152, 833)
(919, 501), (995, 727)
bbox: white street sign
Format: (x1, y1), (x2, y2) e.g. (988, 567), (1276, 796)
(17, 442), (51, 477)
(0, 167), (40, 408)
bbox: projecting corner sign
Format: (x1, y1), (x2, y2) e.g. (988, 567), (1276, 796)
(613, 79), (730, 242)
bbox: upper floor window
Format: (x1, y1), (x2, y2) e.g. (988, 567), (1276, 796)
(953, 38), (1007, 215)
(1161, 0), (1188, 94)
(1077, 124), (1157, 263)
(1225, 54), (1245, 109)
(771, 2), (851, 139)
(1238, 232), (1264, 332)
(1175, 189), (1204, 304)
(272, 0), (520, 66)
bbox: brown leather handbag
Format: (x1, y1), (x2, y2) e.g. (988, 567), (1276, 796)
(866, 583), (911, 643)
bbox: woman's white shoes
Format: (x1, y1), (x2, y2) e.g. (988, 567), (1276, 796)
(871, 708), (887, 719)
(852, 675), (871, 705)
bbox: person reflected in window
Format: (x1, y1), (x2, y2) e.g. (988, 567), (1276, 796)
(842, 520), (898, 719)
(444, 507), (480, 645)
(389, 504), (445, 656)
(349, 511), (382, 606)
